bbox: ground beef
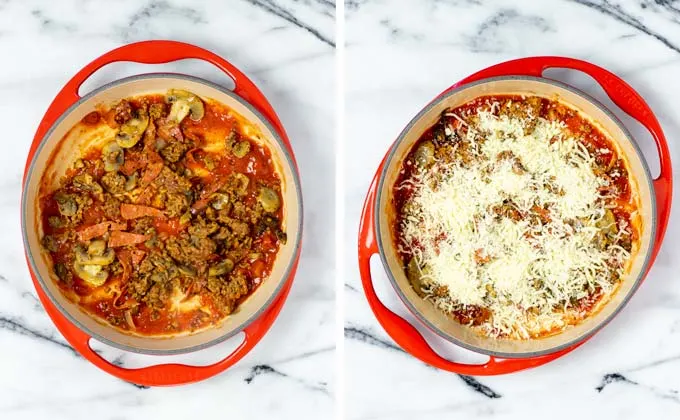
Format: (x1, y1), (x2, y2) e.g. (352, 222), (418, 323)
(147, 252), (178, 276)
(101, 172), (126, 194)
(149, 103), (166, 120)
(138, 257), (154, 275)
(208, 271), (249, 314)
(132, 216), (155, 235)
(146, 282), (171, 309)
(73, 194), (93, 225)
(42, 235), (58, 252)
(493, 200), (522, 221)
(230, 201), (263, 225)
(101, 193), (121, 219)
(546, 103), (571, 122)
(226, 246), (249, 265)
(130, 275), (150, 297)
(113, 100), (133, 124)
(225, 173), (249, 197)
(227, 217), (250, 238)
(212, 226), (231, 241)
(187, 217), (219, 238)
(166, 233), (217, 266)
(54, 262), (72, 284)
(130, 251), (182, 306)
(165, 193), (189, 217)
(153, 166), (191, 194)
(143, 119), (156, 146)
(160, 141), (189, 163)
(499, 98), (527, 120)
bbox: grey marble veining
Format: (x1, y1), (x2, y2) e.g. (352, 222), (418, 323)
(345, 1), (680, 419)
(0, 0), (334, 419)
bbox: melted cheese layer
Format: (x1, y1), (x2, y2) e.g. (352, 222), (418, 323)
(399, 108), (632, 339)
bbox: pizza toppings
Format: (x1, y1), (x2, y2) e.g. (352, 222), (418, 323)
(39, 91), (285, 335)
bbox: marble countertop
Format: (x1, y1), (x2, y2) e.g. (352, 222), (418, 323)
(0, 1), (334, 419)
(344, 1), (680, 419)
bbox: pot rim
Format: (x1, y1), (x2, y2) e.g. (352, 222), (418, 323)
(374, 75), (657, 358)
(21, 72), (304, 355)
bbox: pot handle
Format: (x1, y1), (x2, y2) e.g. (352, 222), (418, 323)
(358, 163), (577, 375)
(31, 40), (295, 167)
(450, 56), (672, 252)
(35, 258), (296, 387)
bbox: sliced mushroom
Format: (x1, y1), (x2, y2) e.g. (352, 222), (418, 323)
(431, 120), (446, 144)
(73, 262), (108, 287)
(406, 258), (428, 297)
(233, 173), (250, 196)
(596, 209), (618, 235)
(54, 262), (70, 282)
(168, 100), (190, 124)
(208, 259), (235, 277)
(414, 141), (435, 168)
(595, 209), (618, 248)
(55, 192), (77, 217)
(150, 272), (167, 283)
(72, 173), (104, 196)
(48, 216), (66, 229)
(125, 172), (138, 191)
(116, 110), (149, 148)
(258, 186), (280, 213)
(88, 239), (106, 256)
(210, 193), (230, 210)
(225, 129), (238, 150)
(42, 235), (58, 252)
(166, 89), (204, 123)
(75, 246), (115, 266)
(102, 142), (124, 172)
(232, 140), (251, 158)
(178, 264), (198, 277)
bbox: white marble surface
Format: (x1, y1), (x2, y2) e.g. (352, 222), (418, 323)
(0, 1), (334, 419)
(345, 1), (680, 419)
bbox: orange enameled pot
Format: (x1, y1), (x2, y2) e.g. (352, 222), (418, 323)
(21, 41), (303, 386)
(359, 57), (672, 375)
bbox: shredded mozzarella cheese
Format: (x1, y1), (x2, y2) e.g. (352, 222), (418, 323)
(399, 107), (632, 338)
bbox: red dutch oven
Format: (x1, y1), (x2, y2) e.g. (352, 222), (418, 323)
(21, 41), (303, 386)
(359, 57), (672, 375)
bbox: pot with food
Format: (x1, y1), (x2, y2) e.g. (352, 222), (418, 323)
(40, 88), (288, 337)
(22, 41), (302, 385)
(359, 57), (671, 374)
